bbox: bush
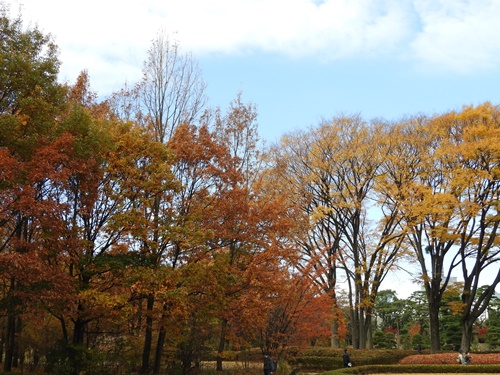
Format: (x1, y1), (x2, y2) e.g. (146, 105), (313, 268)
(45, 341), (90, 375)
(324, 364), (500, 374)
(288, 348), (415, 371)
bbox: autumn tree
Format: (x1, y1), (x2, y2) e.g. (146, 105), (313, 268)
(268, 115), (407, 349)
(119, 118), (245, 374)
(170, 96), (297, 372)
(35, 72), (178, 374)
(376, 115), (456, 352)
(108, 32), (208, 374)
(380, 104), (500, 352)
(266, 126), (344, 347)
(0, 4), (66, 371)
(213, 92), (262, 187)
(429, 103), (500, 351)
(208, 95), (267, 370)
(259, 272), (332, 354)
(331, 117), (407, 349)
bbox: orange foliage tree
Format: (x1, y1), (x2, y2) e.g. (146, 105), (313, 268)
(0, 4), (68, 371)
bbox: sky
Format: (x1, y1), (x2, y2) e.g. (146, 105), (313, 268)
(8, 0), (500, 297)
(9, 0), (500, 143)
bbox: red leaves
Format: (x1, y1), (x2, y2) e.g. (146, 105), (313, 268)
(399, 352), (500, 365)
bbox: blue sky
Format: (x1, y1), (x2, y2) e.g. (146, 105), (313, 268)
(12, 0), (500, 142)
(9, 0), (500, 296)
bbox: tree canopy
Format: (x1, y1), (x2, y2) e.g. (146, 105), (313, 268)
(1, 4), (500, 374)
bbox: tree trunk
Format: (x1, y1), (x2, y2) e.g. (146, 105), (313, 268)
(460, 320), (474, 352)
(4, 276), (17, 373)
(330, 319), (340, 348)
(153, 303), (169, 375)
(428, 298), (441, 353)
(141, 294), (155, 374)
(350, 308), (360, 349)
(365, 314), (373, 349)
(153, 325), (166, 374)
(3, 313), (15, 372)
(71, 313), (86, 375)
(330, 295), (340, 348)
(72, 316), (85, 346)
(12, 317), (22, 368)
(58, 315), (68, 343)
(0, 328), (4, 364)
(216, 319), (228, 371)
(359, 309), (366, 349)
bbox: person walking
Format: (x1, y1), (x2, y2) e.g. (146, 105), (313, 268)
(263, 352), (277, 375)
(342, 349), (352, 367)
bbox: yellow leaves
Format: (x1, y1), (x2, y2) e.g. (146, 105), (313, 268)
(431, 102), (500, 169)
(447, 300), (466, 315)
(383, 103), (500, 246)
(77, 288), (129, 322)
(78, 288), (126, 310)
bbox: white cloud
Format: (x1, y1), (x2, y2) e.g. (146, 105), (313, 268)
(411, 0), (500, 72)
(9, 0), (500, 95)
(158, 0), (414, 58)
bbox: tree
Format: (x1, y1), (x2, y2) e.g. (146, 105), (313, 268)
(42, 72), (178, 374)
(213, 92), (261, 187)
(0, 4), (66, 371)
(268, 115), (407, 349)
(403, 291), (431, 349)
(259, 272), (332, 353)
(0, 4), (64, 120)
(196, 96), (298, 371)
(111, 31), (207, 144)
(439, 282), (463, 350)
(430, 103), (500, 351)
(111, 32), (206, 373)
(378, 105), (500, 352)
(377, 116), (461, 352)
(334, 118), (408, 349)
(486, 295), (500, 349)
(373, 290), (400, 331)
(266, 125), (344, 347)
(109, 32), (208, 374)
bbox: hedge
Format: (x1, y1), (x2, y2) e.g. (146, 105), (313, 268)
(324, 364), (500, 374)
(288, 349), (416, 371)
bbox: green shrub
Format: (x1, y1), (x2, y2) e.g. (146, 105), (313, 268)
(288, 348), (414, 371)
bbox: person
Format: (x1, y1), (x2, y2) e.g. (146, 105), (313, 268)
(342, 349), (352, 367)
(465, 351), (471, 364)
(457, 350), (465, 365)
(263, 352), (277, 375)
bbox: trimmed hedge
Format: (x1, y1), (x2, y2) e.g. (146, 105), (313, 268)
(324, 364), (500, 374)
(289, 349), (416, 371)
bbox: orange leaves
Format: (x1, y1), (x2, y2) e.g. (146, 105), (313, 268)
(408, 323), (422, 339)
(262, 273), (333, 350)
